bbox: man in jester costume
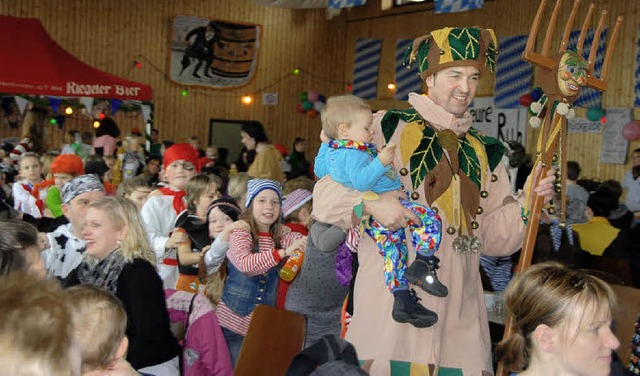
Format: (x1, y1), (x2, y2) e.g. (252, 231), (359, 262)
(312, 27), (556, 374)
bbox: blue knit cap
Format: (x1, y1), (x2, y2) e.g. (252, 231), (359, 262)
(245, 178), (283, 208)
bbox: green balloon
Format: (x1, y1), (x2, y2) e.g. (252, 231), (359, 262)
(299, 91), (308, 102)
(587, 107), (604, 122)
(301, 100), (313, 111)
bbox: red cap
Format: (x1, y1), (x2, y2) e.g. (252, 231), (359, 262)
(163, 143), (200, 172)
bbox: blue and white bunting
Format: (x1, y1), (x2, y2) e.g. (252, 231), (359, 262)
(435, 0), (483, 14)
(329, 0), (366, 9)
(352, 38), (382, 100)
(394, 39), (423, 100)
(494, 35), (532, 109)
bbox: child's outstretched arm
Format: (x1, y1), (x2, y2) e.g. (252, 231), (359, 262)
(227, 229), (286, 276)
(176, 235), (201, 266)
(204, 220), (250, 273)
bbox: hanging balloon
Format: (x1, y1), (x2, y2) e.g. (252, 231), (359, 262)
(587, 107), (604, 122)
(313, 101), (324, 112)
(307, 91), (319, 103)
(622, 120), (640, 141)
(297, 102), (306, 113)
(318, 95), (326, 103)
(301, 100), (313, 111)
(306, 109), (318, 119)
(519, 93), (533, 107)
(299, 91), (308, 102)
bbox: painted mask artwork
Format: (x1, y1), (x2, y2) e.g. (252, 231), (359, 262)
(556, 50), (588, 98)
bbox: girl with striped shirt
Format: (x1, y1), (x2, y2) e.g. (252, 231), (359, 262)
(216, 178), (306, 367)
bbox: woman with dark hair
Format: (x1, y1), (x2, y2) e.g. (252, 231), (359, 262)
(93, 117), (121, 157)
(240, 121), (283, 182)
(232, 147), (255, 174)
(0, 219), (46, 278)
(287, 137), (312, 180)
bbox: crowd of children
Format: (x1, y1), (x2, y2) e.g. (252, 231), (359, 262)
(0, 113), (326, 375)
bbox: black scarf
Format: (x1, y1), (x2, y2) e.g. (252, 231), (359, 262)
(77, 249), (126, 294)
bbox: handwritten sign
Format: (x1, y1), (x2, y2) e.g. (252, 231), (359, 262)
(468, 97), (527, 144)
(567, 118), (603, 133)
(600, 108), (630, 164)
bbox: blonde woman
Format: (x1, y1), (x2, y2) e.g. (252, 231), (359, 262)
(63, 196), (180, 375)
(495, 262), (619, 376)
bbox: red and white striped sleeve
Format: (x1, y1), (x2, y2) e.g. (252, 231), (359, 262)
(281, 230), (304, 250)
(227, 229), (281, 277)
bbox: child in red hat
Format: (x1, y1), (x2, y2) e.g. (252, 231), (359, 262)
(140, 143), (200, 289)
(32, 154), (84, 218)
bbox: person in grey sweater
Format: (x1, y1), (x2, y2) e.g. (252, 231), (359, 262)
(285, 221), (350, 348)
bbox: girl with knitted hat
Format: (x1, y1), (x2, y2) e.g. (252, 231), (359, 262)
(202, 197), (244, 276)
(216, 178), (306, 367)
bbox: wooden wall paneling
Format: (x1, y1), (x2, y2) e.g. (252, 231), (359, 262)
(1, 0), (638, 185)
(0, 0), (346, 160)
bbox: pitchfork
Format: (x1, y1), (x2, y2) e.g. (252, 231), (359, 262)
(496, 0), (622, 374)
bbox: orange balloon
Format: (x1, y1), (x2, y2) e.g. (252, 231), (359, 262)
(307, 109), (318, 119)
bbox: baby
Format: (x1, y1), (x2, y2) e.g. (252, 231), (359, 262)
(314, 94), (445, 328)
(66, 284), (137, 376)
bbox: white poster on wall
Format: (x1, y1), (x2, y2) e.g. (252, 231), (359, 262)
(468, 97), (528, 145)
(599, 108), (630, 164)
(567, 118), (603, 133)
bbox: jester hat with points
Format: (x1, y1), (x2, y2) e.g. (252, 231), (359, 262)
(404, 27), (498, 80)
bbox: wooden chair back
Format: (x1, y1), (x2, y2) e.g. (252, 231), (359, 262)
(610, 284), (640, 365)
(234, 304), (306, 376)
(586, 256), (634, 286)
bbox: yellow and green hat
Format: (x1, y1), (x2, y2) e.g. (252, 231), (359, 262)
(404, 27), (498, 79)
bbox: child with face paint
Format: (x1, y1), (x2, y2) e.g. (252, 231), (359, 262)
(140, 143), (199, 289)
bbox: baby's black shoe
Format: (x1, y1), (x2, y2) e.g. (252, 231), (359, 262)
(405, 254), (448, 297)
(392, 289), (438, 328)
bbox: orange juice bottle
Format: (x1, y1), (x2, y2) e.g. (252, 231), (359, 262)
(280, 249), (304, 282)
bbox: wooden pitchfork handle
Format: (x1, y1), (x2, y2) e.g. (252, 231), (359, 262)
(495, 113), (563, 376)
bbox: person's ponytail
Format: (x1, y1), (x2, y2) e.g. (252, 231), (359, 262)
(494, 330), (529, 372)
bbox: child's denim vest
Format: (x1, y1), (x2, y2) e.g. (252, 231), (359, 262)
(221, 254), (282, 316)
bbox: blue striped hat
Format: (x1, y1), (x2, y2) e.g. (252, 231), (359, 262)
(245, 178), (283, 208)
